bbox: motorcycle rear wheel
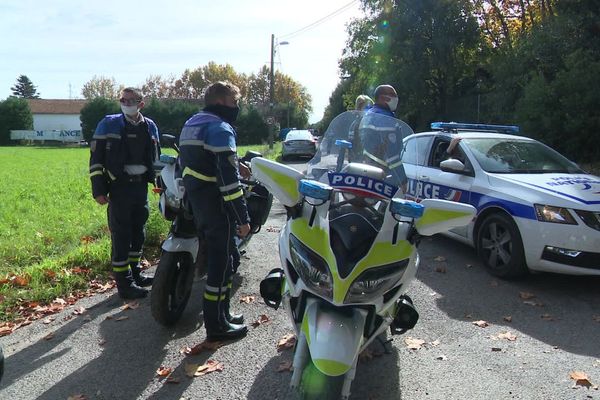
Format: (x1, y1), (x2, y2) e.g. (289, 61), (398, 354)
(300, 358), (345, 400)
(151, 251), (195, 326)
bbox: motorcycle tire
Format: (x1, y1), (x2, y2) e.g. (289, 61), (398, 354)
(300, 358), (344, 400)
(151, 251), (195, 326)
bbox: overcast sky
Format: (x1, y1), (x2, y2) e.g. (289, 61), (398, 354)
(0, 0), (363, 123)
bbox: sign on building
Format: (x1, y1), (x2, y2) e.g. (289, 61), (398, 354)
(10, 130), (83, 143)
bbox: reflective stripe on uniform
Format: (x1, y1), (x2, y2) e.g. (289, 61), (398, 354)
(106, 133), (121, 139)
(90, 171), (103, 177)
(364, 151), (386, 166)
(203, 292), (227, 301)
(182, 167), (217, 182)
(223, 190), (243, 202)
(90, 163), (104, 171)
(219, 182), (240, 192)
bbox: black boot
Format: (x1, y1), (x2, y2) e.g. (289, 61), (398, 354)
(204, 295), (247, 342)
(224, 286), (244, 324)
(130, 263), (153, 287)
(113, 270), (148, 299)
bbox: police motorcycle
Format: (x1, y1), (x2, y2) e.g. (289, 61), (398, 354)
(150, 134), (272, 326)
(251, 111), (476, 399)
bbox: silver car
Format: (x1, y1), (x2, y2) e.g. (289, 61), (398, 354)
(281, 129), (317, 160)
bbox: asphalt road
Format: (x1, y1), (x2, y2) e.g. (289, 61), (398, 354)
(0, 161), (599, 400)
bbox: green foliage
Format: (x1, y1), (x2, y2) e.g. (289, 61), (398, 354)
(79, 97), (120, 142)
(10, 75), (40, 98)
(143, 98), (199, 137)
(0, 97), (33, 145)
(236, 106), (269, 145)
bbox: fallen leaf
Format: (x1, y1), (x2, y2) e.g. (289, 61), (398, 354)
(156, 367), (173, 377)
(121, 301), (140, 311)
(185, 360), (224, 377)
(473, 320), (489, 328)
(430, 339), (441, 347)
(277, 361), (294, 372)
(433, 256), (446, 262)
(44, 332), (55, 340)
(523, 300), (544, 307)
(503, 316), (513, 323)
(434, 266), (447, 273)
(239, 296), (256, 304)
(404, 337), (426, 350)
(73, 306), (86, 315)
(115, 316), (129, 322)
(67, 395), (87, 400)
(72, 267), (90, 274)
(519, 291), (536, 300)
(491, 347), (502, 352)
(251, 314), (270, 328)
(541, 314), (555, 321)
(182, 340), (224, 356)
(570, 371), (593, 388)
(277, 334), (297, 351)
(497, 331), (517, 341)
(436, 355), (448, 361)
(98, 339), (107, 346)
(0, 325), (14, 336)
(12, 275), (30, 287)
(166, 376), (180, 384)
(42, 317), (56, 324)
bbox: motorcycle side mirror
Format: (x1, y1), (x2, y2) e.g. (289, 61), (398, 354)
(161, 134), (177, 148)
(242, 150), (263, 163)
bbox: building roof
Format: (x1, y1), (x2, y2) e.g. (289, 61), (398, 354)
(27, 99), (88, 114)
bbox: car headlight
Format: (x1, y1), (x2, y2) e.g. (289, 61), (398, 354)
(534, 204), (577, 224)
(574, 210), (600, 231)
(345, 259), (409, 304)
(289, 235), (333, 299)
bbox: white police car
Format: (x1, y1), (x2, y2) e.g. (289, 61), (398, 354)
(402, 122), (600, 278)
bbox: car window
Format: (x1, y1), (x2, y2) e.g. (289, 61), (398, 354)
(465, 138), (583, 173)
(285, 130), (313, 141)
(403, 136), (433, 166)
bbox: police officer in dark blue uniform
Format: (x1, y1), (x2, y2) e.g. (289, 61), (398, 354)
(89, 87), (160, 299)
(179, 81), (250, 341)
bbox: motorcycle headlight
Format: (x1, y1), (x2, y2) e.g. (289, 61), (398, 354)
(345, 259), (409, 304)
(534, 204), (576, 224)
(289, 235), (333, 300)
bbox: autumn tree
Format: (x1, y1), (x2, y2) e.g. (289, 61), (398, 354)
(141, 75), (175, 98)
(11, 75), (40, 99)
(81, 76), (121, 99)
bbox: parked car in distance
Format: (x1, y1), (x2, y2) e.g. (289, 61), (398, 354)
(281, 129), (318, 161)
(402, 122), (600, 279)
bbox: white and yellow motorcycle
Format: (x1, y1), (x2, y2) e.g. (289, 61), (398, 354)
(252, 111), (476, 399)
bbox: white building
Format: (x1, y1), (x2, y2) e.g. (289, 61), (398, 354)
(27, 99), (87, 130)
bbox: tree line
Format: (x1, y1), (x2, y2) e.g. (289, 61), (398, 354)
(323, 0), (600, 163)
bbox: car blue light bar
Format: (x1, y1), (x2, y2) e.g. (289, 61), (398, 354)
(335, 139), (353, 148)
(431, 122), (519, 134)
(390, 198), (424, 219)
(299, 179), (333, 201)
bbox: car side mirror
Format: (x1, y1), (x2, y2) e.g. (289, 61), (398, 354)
(440, 159), (466, 174)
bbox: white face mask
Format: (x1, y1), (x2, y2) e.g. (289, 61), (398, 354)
(386, 96), (399, 112)
(121, 104), (139, 116)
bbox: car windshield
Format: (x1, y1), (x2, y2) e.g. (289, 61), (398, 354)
(306, 110), (414, 185)
(465, 138), (583, 174)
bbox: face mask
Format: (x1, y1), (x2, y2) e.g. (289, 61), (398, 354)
(386, 96), (399, 112)
(205, 104), (240, 124)
(121, 104), (139, 116)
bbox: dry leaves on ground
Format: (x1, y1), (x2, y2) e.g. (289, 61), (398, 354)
(404, 337), (426, 350)
(251, 314), (270, 328)
(503, 316), (513, 322)
(523, 300), (544, 307)
(181, 340), (224, 356)
(156, 367), (173, 377)
(185, 360), (224, 377)
(433, 256), (446, 262)
(44, 332), (55, 340)
(114, 316), (129, 322)
(541, 314), (555, 321)
(277, 333), (297, 351)
(473, 320), (490, 328)
(495, 331), (517, 341)
(569, 371), (595, 389)
(519, 291), (536, 300)
(73, 306), (86, 315)
(67, 395), (87, 400)
(277, 361), (294, 372)
(239, 295), (255, 304)
(120, 301), (140, 311)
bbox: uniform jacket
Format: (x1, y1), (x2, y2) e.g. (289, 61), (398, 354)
(178, 111), (250, 226)
(89, 113), (160, 198)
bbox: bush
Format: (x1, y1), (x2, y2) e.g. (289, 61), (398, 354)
(80, 98), (120, 142)
(0, 97), (33, 145)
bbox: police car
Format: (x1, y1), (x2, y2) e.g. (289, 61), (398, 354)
(402, 122), (600, 278)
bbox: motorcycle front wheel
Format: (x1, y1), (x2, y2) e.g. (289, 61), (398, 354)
(300, 358), (345, 400)
(151, 251), (195, 326)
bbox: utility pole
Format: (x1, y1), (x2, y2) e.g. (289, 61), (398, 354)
(268, 33), (275, 149)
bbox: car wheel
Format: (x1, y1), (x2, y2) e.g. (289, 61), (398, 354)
(476, 213), (528, 279)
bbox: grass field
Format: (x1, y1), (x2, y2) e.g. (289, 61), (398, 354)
(0, 144), (278, 321)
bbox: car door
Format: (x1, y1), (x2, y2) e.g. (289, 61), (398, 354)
(402, 134), (433, 200)
(416, 136), (476, 238)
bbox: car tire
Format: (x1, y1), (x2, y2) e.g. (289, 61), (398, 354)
(476, 213), (528, 279)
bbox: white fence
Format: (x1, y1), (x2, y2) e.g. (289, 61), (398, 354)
(10, 130), (83, 143)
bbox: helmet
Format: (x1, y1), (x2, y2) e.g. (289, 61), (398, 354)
(247, 184), (273, 232)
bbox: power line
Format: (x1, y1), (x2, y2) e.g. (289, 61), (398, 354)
(279, 0), (359, 40)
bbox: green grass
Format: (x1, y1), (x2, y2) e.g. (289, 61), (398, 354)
(0, 144), (280, 321)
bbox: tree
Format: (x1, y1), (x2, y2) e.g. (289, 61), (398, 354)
(81, 76), (121, 100)
(143, 98), (200, 137)
(0, 97), (33, 145)
(141, 75), (175, 98)
(79, 97), (120, 142)
(11, 75), (40, 99)
(236, 106), (269, 145)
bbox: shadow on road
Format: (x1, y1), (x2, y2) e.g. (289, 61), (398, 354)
(417, 235), (600, 358)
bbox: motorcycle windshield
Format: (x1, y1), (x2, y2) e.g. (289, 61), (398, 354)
(306, 110), (414, 190)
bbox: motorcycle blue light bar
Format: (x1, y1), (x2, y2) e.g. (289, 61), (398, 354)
(431, 122), (519, 134)
(335, 139), (353, 148)
(390, 198), (424, 218)
(299, 179), (333, 201)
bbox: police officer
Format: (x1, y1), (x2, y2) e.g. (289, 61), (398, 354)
(179, 81), (250, 342)
(360, 84), (408, 192)
(89, 87), (160, 299)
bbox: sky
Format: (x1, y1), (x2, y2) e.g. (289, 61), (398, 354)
(0, 0), (363, 123)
